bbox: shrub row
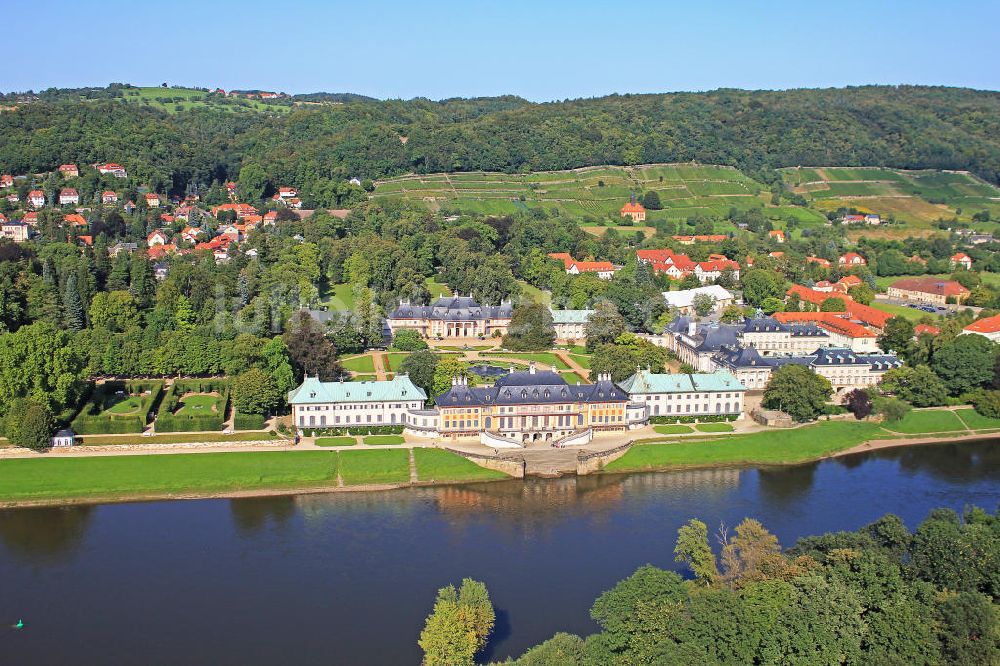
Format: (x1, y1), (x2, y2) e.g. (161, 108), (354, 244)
(649, 414), (738, 425)
(233, 412), (266, 430)
(300, 425), (404, 437)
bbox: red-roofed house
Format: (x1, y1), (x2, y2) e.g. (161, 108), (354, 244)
(64, 213), (87, 228)
(769, 229), (785, 243)
(784, 285), (890, 331)
(77, 235), (93, 247)
(950, 252), (973, 270)
(195, 235), (233, 263)
(263, 210), (279, 225)
(0, 175), (13, 189)
(962, 314), (1000, 343)
(225, 181), (237, 199)
(180, 226), (203, 244)
(29, 190), (46, 208)
(278, 186), (298, 199)
(768, 251), (784, 258)
(147, 229), (169, 248)
(548, 252), (616, 279)
(806, 256), (831, 268)
(914, 324), (940, 338)
(160, 213), (175, 224)
(839, 252), (867, 267)
(886, 278), (970, 306)
(287, 198), (303, 209)
(620, 200), (646, 222)
(97, 163), (127, 178)
(58, 188), (79, 205)
(842, 214), (864, 224)
(102, 190), (118, 204)
(59, 164), (79, 178)
(145, 193), (160, 208)
(695, 258), (740, 283)
(22, 212), (38, 226)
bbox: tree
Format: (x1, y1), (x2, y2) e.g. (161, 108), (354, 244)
(589, 334), (667, 383)
(237, 162), (269, 201)
(432, 356), (469, 398)
(3, 399), (54, 450)
(820, 296), (846, 312)
(400, 350), (438, 398)
(848, 284), (875, 305)
(390, 329), (428, 351)
(760, 297), (784, 314)
(260, 336), (296, 397)
(874, 396), (910, 422)
(843, 388), (872, 420)
(878, 317), (914, 357)
(641, 190), (662, 210)
(63, 272), (85, 331)
(88, 290), (139, 332)
(877, 365), (948, 407)
(719, 518), (783, 587)
(931, 334), (999, 395)
(0, 322), (88, 420)
(762, 365), (831, 422)
(503, 302), (555, 351)
(283, 311), (342, 382)
(674, 519), (719, 586)
(418, 578), (495, 666)
(741, 269), (786, 307)
(719, 304), (744, 323)
(232, 367), (282, 415)
(584, 301), (626, 352)
(692, 292), (716, 317)
(970, 389), (1000, 420)
(677, 273), (702, 290)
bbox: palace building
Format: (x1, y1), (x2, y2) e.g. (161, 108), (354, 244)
(620, 369), (746, 420)
(288, 375), (427, 429)
(386, 295), (513, 339)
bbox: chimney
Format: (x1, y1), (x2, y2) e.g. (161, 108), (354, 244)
(508, 364), (514, 374)
(688, 321), (697, 336)
(551, 364), (558, 373)
(529, 362), (536, 375)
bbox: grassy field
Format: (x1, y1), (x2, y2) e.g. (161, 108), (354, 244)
(79, 431), (278, 445)
(874, 272), (1000, 291)
(315, 436), (358, 447)
(341, 355), (376, 374)
(883, 409), (969, 434)
(427, 277), (451, 299)
(363, 435), (406, 446)
(870, 301), (937, 322)
(0, 452), (337, 502)
(518, 280), (552, 306)
(413, 448), (509, 482)
(567, 354), (591, 369)
(954, 408), (1000, 430)
(485, 351), (570, 369)
(384, 352), (410, 371)
(104, 395), (144, 415)
(606, 420), (885, 472)
(320, 283), (357, 310)
(337, 449), (409, 485)
(120, 87), (289, 115)
(175, 393), (222, 416)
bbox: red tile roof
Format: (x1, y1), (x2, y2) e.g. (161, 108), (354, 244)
(64, 213), (87, 227)
(888, 278), (970, 298)
(964, 314), (1000, 334)
(914, 324), (940, 337)
(620, 201), (645, 213)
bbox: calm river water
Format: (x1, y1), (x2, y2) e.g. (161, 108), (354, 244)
(1, 440), (998, 664)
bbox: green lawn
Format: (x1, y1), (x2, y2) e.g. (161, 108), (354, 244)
(363, 435), (406, 446)
(385, 352), (410, 371)
(338, 449), (410, 485)
(606, 420), (886, 472)
(341, 355), (376, 373)
(568, 354), (591, 369)
(105, 396), (144, 415)
(175, 393), (222, 416)
(0, 452), (337, 502)
(78, 431), (278, 446)
(413, 448), (509, 482)
(427, 277), (451, 299)
(517, 280), (552, 306)
(322, 283), (357, 310)
(695, 423), (735, 433)
(954, 408), (1000, 430)
(315, 436), (358, 447)
(884, 409), (968, 434)
(654, 425), (694, 435)
(870, 301), (934, 322)
(487, 352), (570, 370)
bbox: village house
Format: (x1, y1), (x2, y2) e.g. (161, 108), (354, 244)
(64, 213), (87, 228)
(278, 186), (298, 199)
(0, 222), (29, 243)
(147, 229), (169, 248)
(637, 249), (740, 283)
(838, 252), (867, 267)
(59, 164), (79, 178)
(29, 190), (46, 208)
(123, 200), (136, 214)
(102, 190), (118, 204)
(864, 214), (881, 225)
(387, 295), (513, 339)
(886, 277), (970, 306)
(179, 226), (203, 244)
(961, 313), (1000, 343)
(806, 256), (832, 268)
(153, 261), (170, 281)
(263, 210), (279, 225)
(22, 212), (38, 226)
(58, 188), (79, 205)
(145, 192), (160, 208)
(108, 241), (138, 257)
(620, 199), (646, 222)
(97, 163), (127, 178)
(950, 252), (973, 270)
(0, 174), (13, 188)
(842, 214), (864, 224)
(769, 229), (785, 243)
(225, 181), (238, 199)
(620, 369), (746, 420)
(548, 252), (617, 279)
(672, 234), (727, 245)
(913, 324), (940, 339)
(6, 193), (19, 204)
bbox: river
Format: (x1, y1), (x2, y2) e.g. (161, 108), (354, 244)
(1, 440), (998, 664)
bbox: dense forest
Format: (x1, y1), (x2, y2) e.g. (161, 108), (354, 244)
(2, 85), (1000, 206)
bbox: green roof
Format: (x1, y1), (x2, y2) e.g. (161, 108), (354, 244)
(619, 369), (745, 394)
(549, 308), (594, 324)
(288, 375), (427, 405)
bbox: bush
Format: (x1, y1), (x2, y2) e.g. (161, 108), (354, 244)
(875, 397), (911, 423)
(234, 412), (266, 430)
(970, 390), (1000, 420)
(390, 329), (428, 351)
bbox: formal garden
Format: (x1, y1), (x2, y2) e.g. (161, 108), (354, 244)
(71, 380), (164, 434)
(155, 379), (230, 432)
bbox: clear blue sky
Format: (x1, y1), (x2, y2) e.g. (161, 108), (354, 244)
(7, 0), (999, 100)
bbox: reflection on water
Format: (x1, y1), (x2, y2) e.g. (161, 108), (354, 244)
(0, 440), (996, 666)
(0, 505), (94, 564)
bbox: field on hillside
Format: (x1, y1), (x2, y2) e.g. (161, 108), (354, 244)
(120, 87), (289, 114)
(373, 164), (792, 225)
(782, 166), (1000, 230)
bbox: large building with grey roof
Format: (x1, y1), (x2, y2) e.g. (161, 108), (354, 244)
(387, 295), (513, 339)
(619, 369), (747, 420)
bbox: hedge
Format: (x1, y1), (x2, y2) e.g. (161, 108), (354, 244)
(648, 414), (738, 425)
(155, 379), (230, 433)
(301, 425), (404, 438)
(71, 380), (164, 434)
(233, 413), (266, 430)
